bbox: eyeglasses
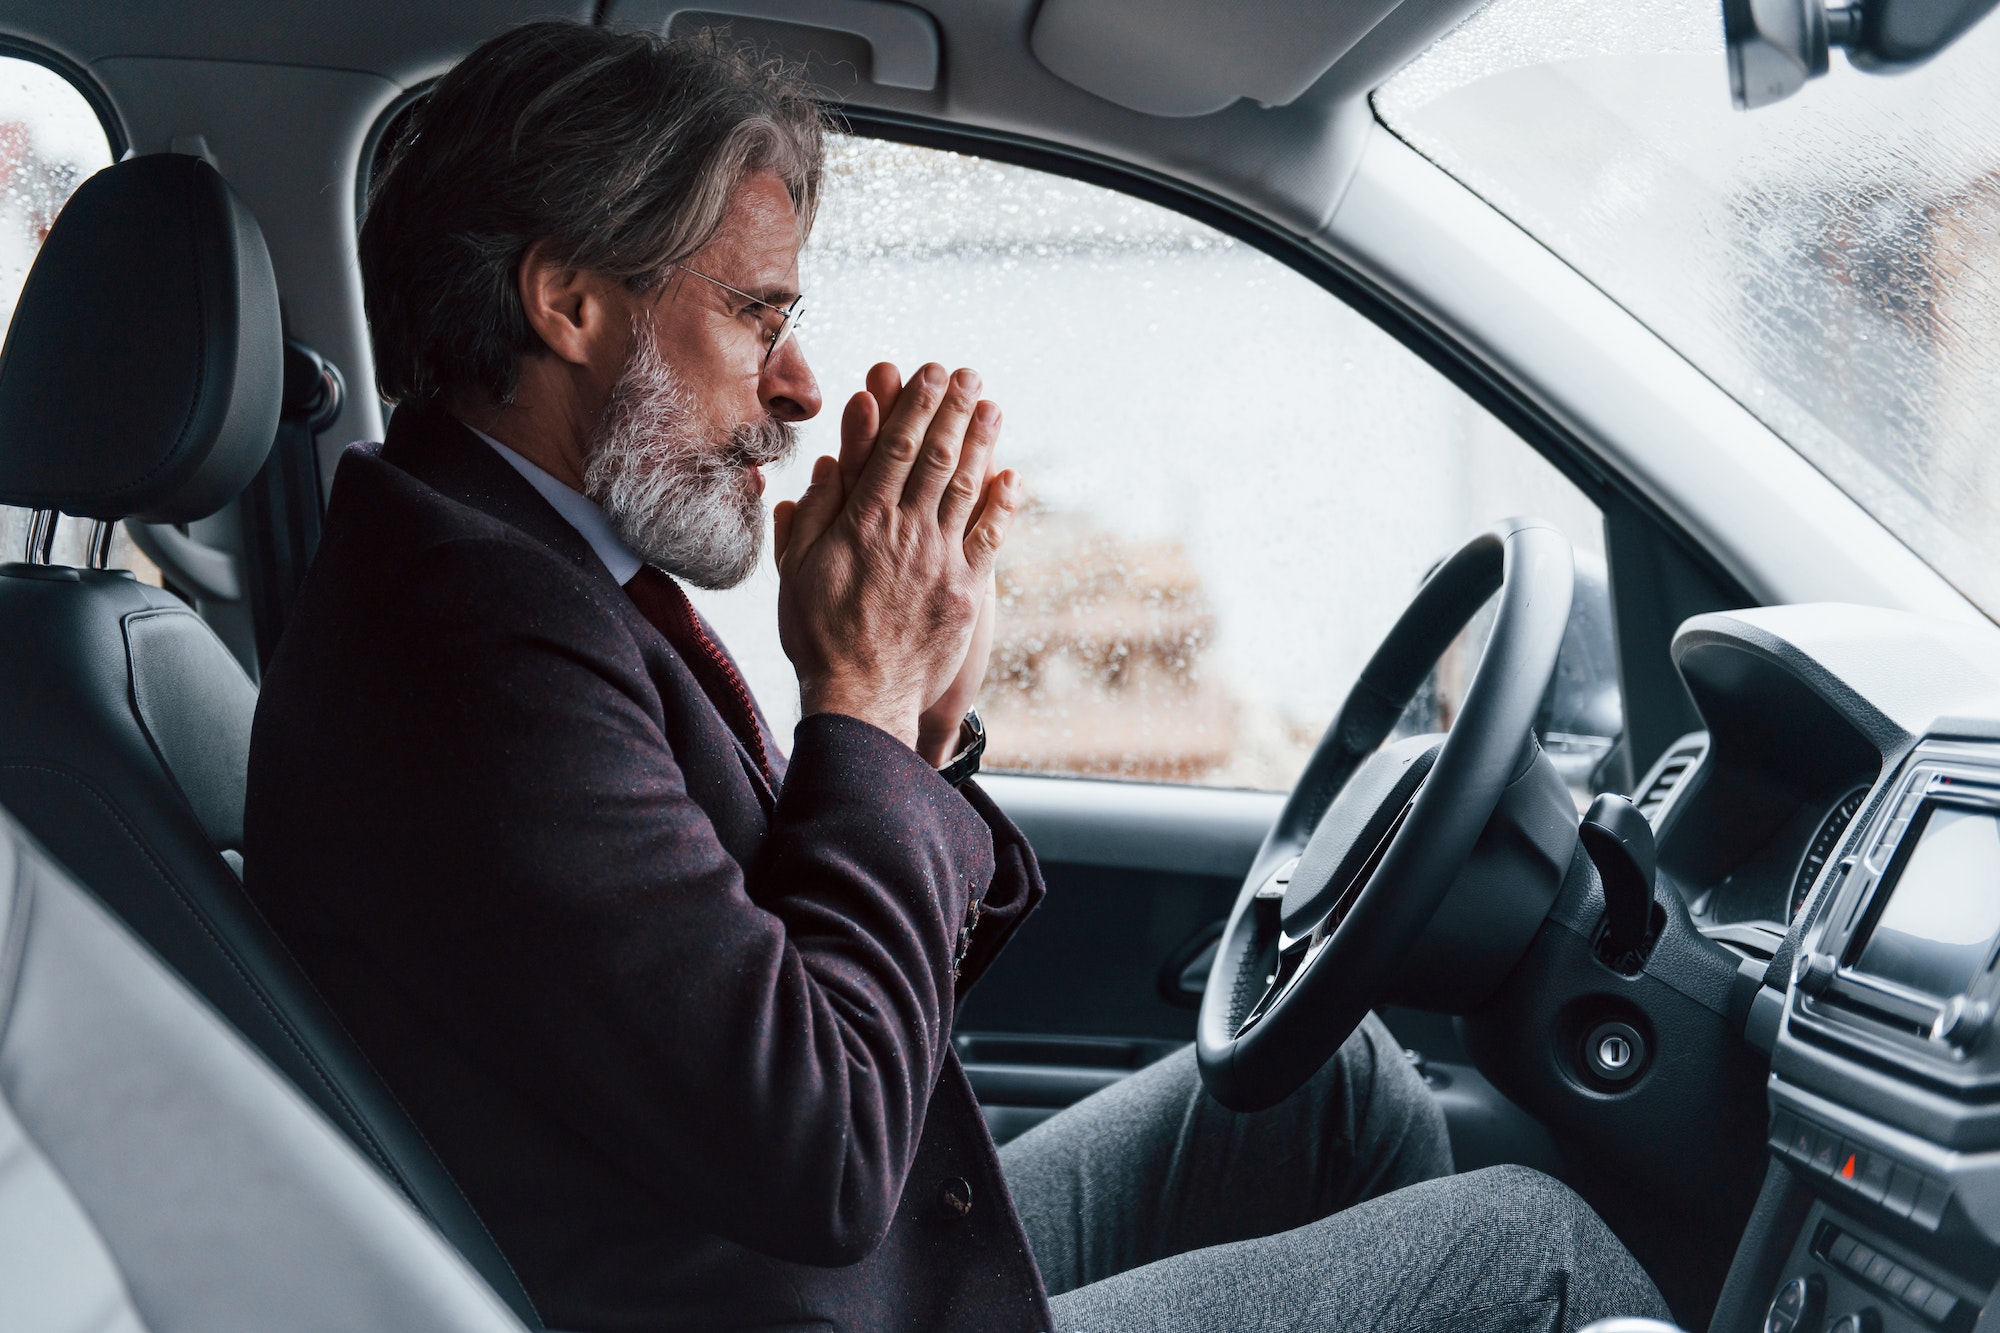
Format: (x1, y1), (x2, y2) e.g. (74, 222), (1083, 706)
(675, 264), (805, 367)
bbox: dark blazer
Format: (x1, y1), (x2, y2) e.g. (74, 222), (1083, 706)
(245, 404), (1050, 1333)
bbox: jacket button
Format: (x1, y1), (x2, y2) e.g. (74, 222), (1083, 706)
(936, 1176), (973, 1222)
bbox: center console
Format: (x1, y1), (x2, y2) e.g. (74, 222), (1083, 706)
(1756, 740), (2000, 1333)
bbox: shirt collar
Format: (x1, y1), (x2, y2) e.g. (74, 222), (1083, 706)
(466, 424), (644, 587)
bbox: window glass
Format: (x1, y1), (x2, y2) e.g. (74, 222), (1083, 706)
(689, 138), (1610, 790)
(0, 55), (154, 578)
(1376, 0), (2000, 617)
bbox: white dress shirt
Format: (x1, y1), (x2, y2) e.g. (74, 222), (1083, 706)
(465, 423), (644, 586)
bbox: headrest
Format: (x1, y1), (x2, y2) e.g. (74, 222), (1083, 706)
(0, 154), (282, 524)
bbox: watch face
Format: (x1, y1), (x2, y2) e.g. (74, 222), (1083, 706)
(941, 713), (985, 786)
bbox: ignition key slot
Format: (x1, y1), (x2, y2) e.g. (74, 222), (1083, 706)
(1582, 1020), (1647, 1085)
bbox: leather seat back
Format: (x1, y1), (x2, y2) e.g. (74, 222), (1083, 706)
(0, 805), (528, 1333)
(0, 155), (540, 1326)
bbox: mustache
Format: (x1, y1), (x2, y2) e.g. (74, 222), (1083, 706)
(723, 415), (798, 470)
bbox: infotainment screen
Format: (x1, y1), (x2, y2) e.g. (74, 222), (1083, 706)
(1852, 802), (2000, 1001)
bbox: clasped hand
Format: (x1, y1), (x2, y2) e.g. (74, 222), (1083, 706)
(773, 362), (1018, 768)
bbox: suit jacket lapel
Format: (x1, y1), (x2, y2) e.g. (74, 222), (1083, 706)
(379, 403), (778, 809)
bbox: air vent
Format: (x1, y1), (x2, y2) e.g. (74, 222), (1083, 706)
(1633, 731), (1709, 825)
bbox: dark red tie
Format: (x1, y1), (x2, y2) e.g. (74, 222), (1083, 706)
(624, 564), (773, 787)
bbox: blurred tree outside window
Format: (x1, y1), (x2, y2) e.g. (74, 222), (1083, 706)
(0, 55), (157, 580)
(688, 137), (1615, 793)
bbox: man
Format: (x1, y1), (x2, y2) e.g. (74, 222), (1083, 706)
(247, 21), (1670, 1333)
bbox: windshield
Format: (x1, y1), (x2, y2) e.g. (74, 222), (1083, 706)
(1376, 0), (2000, 616)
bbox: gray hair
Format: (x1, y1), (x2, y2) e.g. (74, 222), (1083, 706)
(360, 21), (827, 407)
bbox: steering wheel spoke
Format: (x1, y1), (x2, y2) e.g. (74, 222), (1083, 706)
(1235, 795), (1417, 1037)
(1250, 857), (1296, 914)
(1234, 927), (1332, 1039)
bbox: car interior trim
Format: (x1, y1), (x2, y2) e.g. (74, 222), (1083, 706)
(1026, 0), (1406, 118)
(976, 773), (1281, 880)
(611, 0), (941, 90)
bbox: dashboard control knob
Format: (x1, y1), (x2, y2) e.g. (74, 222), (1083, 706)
(1765, 1275), (1824, 1333)
(1934, 995), (1991, 1048)
(1796, 951), (1838, 997)
(1825, 1311), (1880, 1333)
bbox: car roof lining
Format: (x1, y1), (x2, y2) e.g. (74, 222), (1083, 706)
(0, 0), (1487, 240)
(1027, 0), (1421, 118)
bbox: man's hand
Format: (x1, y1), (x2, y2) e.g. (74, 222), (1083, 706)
(917, 578), (995, 767)
(772, 362), (1018, 753)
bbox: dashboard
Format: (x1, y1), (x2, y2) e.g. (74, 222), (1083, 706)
(1790, 788), (1871, 924)
(1646, 606), (2000, 1333)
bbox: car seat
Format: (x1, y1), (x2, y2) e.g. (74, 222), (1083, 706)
(0, 803), (529, 1333)
(0, 153), (540, 1325)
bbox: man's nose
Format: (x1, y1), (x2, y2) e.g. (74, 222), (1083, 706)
(761, 336), (821, 422)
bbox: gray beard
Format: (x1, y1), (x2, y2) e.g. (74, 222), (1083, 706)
(582, 329), (797, 590)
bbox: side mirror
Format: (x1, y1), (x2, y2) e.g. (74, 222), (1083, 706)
(1726, 0), (2000, 108)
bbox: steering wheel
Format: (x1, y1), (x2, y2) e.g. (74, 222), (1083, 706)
(1196, 519), (1575, 1112)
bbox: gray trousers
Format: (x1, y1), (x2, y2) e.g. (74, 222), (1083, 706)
(998, 1015), (1669, 1333)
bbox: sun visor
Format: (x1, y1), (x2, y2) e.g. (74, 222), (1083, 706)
(607, 0), (941, 91)
(1029, 0), (1407, 117)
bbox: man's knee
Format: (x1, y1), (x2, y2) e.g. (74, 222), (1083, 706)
(1444, 1166), (1669, 1327)
(1447, 1165), (1606, 1252)
(1345, 1013), (1454, 1179)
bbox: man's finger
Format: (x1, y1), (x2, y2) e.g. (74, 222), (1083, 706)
(848, 362), (902, 490)
(938, 398), (1000, 535)
(902, 367), (981, 513)
(963, 468), (1022, 578)
(866, 360), (901, 417)
(851, 362), (947, 511)
(772, 499), (795, 564)
(837, 389), (877, 484)
(779, 455), (843, 571)
(959, 441), (1003, 538)
(841, 364), (900, 490)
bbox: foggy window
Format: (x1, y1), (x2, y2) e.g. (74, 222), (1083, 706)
(689, 137), (1610, 791)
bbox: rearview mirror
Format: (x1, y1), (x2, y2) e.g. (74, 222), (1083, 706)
(1726, 0), (1999, 108)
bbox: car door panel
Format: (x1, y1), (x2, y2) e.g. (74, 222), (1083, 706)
(971, 773), (1563, 1175)
(956, 776), (1264, 1137)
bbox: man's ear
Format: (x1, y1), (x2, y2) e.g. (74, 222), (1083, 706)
(516, 239), (622, 369)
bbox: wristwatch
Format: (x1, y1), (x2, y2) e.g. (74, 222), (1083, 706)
(937, 708), (986, 787)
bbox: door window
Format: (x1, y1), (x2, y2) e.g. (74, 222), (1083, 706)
(688, 137), (1616, 793)
(0, 54), (155, 577)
